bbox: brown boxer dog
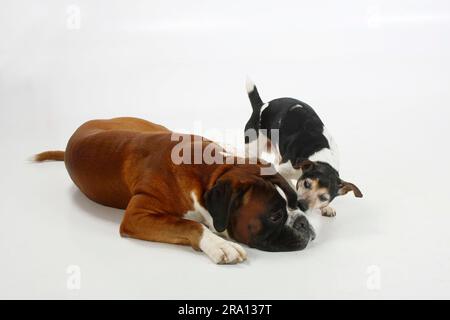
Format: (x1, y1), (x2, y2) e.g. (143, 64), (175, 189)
(35, 117), (315, 264)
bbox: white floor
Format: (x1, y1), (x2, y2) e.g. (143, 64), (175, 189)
(1, 0), (450, 299)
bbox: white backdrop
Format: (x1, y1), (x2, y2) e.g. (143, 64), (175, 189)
(1, 0), (450, 299)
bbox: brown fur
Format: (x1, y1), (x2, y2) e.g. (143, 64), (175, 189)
(34, 151), (65, 162)
(36, 117), (285, 252)
(338, 180), (363, 198)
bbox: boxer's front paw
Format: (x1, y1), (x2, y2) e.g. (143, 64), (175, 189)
(321, 206), (336, 217)
(199, 228), (247, 264)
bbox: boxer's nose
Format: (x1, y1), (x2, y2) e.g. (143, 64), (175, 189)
(293, 215), (308, 230)
(293, 215), (316, 241)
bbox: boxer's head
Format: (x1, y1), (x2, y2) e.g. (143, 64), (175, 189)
(204, 166), (315, 251)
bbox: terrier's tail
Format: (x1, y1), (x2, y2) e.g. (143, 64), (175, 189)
(34, 151), (65, 162)
(245, 77), (264, 111)
(244, 77), (265, 146)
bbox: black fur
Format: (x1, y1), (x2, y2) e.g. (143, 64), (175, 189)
(204, 180), (243, 232)
(246, 94), (331, 166)
(243, 182), (315, 252)
(205, 176), (314, 251)
(265, 172), (299, 209)
(250, 214), (313, 252)
(302, 162), (340, 199)
(244, 82), (352, 211)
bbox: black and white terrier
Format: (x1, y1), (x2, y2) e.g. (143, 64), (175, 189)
(244, 79), (362, 217)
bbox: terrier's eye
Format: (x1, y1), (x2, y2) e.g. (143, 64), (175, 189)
(304, 180), (311, 189)
(319, 195), (329, 202)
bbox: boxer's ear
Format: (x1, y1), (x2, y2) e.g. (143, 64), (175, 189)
(204, 180), (244, 232)
(266, 173), (298, 209)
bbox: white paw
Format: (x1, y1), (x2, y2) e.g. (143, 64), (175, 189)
(321, 206), (336, 217)
(199, 227), (247, 264)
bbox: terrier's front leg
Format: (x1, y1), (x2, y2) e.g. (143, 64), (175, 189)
(321, 206), (336, 217)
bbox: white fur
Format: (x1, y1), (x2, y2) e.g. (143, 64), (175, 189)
(275, 185), (287, 202)
(247, 131), (282, 164)
(247, 127), (339, 186)
(289, 178), (298, 188)
(308, 127), (340, 171)
(245, 77), (268, 116)
(184, 192), (231, 240)
(251, 126), (339, 175)
(276, 160), (301, 181)
(246, 76), (255, 94)
(199, 226), (247, 264)
(260, 102), (269, 115)
(275, 186), (310, 230)
(183, 209), (203, 223)
(258, 102), (270, 133)
(321, 206), (336, 217)
(184, 192), (217, 232)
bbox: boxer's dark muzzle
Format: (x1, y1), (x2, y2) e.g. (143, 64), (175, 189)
(249, 214), (315, 252)
(293, 215), (316, 241)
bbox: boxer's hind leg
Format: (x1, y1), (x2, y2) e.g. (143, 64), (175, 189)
(120, 194), (246, 264)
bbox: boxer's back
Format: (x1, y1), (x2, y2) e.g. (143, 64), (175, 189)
(65, 117), (172, 209)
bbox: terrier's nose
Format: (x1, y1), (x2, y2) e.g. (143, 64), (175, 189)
(297, 199), (308, 212)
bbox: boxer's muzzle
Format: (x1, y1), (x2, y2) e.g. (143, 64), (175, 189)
(293, 214), (316, 241)
(249, 213), (315, 252)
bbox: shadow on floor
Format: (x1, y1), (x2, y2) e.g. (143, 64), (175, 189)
(70, 186), (123, 225)
(69, 185), (204, 259)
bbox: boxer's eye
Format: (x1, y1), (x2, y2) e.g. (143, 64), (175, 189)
(269, 210), (283, 223)
(304, 180), (311, 189)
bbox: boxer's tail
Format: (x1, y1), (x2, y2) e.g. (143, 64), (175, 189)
(34, 151), (65, 162)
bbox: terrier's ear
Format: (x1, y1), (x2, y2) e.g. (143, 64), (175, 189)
(338, 180), (363, 198)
